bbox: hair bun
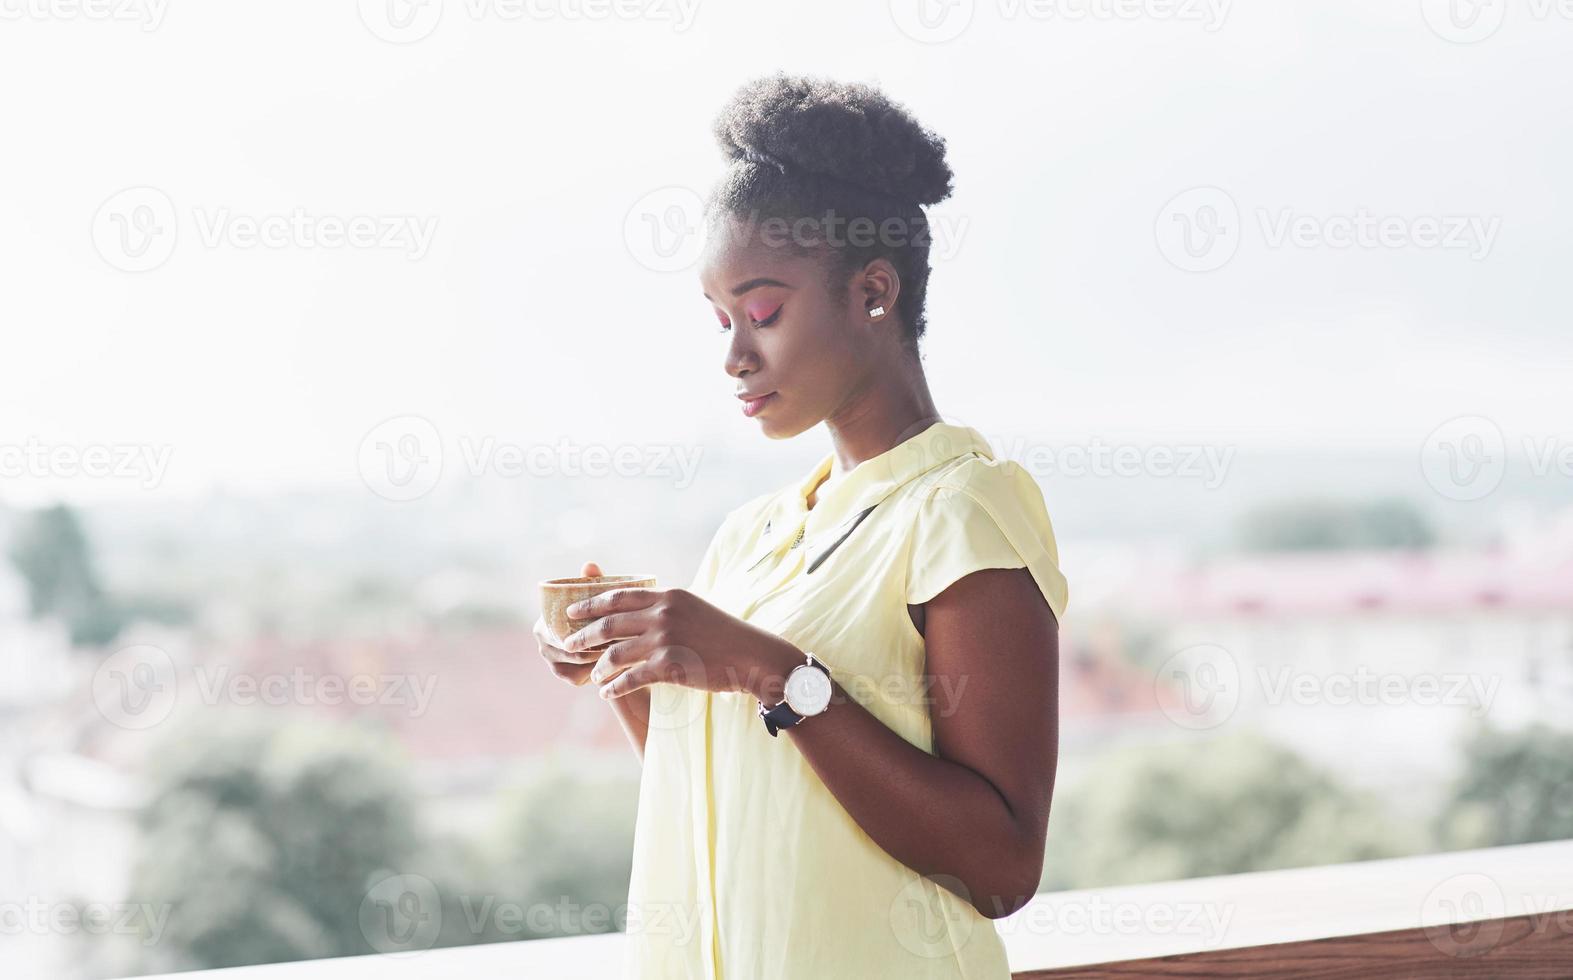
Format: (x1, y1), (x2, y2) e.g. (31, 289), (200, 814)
(713, 73), (954, 208)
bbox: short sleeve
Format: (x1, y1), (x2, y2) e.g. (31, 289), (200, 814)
(903, 459), (1069, 623)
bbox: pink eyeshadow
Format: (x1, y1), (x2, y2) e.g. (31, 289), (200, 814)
(745, 301), (782, 322)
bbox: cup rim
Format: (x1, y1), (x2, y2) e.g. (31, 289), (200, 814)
(539, 574), (657, 589)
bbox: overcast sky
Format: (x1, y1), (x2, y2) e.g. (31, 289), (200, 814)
(3, 0), (1570, 505)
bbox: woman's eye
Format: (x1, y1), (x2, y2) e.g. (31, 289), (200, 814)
(714, 302), (781, 332)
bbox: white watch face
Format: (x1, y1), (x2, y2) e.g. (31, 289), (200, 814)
(784, 664), (832, 716)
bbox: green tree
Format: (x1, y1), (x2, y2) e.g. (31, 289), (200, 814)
(1237, 498), (1435, 552)
(487, 752), (640, 938)
(1040, 732), (1413, 891)
(128, 716), (431, 971)
(123, 716), (626, 975)
(7, 503), (123, 645)
(1434, 722), (1573, 849)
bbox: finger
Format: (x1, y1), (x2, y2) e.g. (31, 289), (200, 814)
(582, 561), (603, 577)
(561, 609), (652, 653)
(598, 660), (668, 700)
(566, 587), (660, 621)
(551, 660), (596, 686)
(536, 616), (600, 664)
(589, 638), (652, 686)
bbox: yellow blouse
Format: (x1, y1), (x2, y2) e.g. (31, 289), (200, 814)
(623, 421), (1069, 979)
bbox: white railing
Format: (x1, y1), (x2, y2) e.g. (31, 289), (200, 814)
(125, 838), (1573, 979)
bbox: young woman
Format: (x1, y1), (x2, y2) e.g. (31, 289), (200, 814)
(534, 73), (1068, 979)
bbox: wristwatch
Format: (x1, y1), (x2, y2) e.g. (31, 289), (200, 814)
(757, 652), (833, 737)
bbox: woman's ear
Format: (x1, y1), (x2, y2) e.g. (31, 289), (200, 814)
(857, 258), (902, 323)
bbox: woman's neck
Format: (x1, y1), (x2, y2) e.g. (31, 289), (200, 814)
(823, 350), (941, 477)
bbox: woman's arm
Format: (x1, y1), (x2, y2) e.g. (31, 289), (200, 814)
(607, 687), (651, 763)
(750, 564), (1059, 919)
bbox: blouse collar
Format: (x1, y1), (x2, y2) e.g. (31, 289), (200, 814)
(745, 421), (996, 574)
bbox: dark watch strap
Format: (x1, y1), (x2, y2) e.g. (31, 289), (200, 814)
(758, 699), (803, 738)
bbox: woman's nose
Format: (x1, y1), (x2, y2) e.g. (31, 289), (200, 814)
(725, 332), (759, 378)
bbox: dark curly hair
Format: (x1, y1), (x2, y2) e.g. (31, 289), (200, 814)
(706, 73), (955, 351)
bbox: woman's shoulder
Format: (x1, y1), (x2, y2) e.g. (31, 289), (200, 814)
(901, 452), (1068, 619)
(917, 452), (1051, 516)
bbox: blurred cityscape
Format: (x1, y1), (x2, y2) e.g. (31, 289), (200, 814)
(2, 437), (1571, 978)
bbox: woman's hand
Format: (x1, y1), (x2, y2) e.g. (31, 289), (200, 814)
(533, 560), (606, 688)
(559, 584), (801, 702)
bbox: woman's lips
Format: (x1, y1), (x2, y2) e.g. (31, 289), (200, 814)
(740, 392), (777, 418)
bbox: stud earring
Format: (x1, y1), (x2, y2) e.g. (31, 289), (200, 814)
(869, 306), (885, 318)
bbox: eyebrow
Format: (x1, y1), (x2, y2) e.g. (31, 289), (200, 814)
(702, 277), (791, 301)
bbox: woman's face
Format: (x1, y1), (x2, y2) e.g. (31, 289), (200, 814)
(697, 216), (880, 439)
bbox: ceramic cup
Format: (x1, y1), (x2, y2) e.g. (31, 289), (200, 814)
(539, 574), (657, 652)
